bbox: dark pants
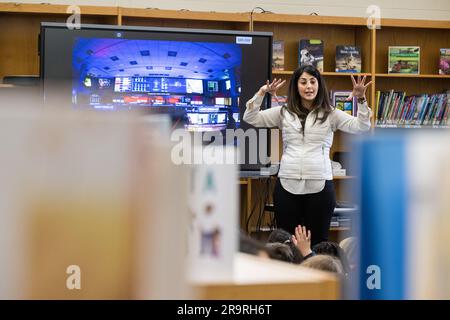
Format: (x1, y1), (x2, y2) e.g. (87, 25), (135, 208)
(273, 179), (336, 246)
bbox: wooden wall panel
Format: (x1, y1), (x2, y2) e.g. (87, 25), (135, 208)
(0, 13), (117, 79)
(122, 17), (249, 31)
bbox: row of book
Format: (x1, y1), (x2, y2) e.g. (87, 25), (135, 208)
(375, 90), (450, 127)
(273, 40), (361, 72)
(272, 40), (450, 75)
(273, 89), (449, 128)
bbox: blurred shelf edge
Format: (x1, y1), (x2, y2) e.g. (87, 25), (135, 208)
(192, 252), (340, 299)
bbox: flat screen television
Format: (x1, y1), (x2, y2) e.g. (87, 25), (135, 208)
(39, 23), (273, 170)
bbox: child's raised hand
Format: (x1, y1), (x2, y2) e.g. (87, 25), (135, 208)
(292, 225), (313, 257)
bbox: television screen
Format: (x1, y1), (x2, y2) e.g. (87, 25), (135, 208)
(215, 97), (225, 105)
(40, 23), (273, 169)
(207, 81), (219, 92)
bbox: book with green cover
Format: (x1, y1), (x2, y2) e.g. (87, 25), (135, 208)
(388, 46), (420, 74)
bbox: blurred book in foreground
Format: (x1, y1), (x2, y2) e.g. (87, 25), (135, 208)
(0, 108), (190, 299)
(354, 130), (450, 299)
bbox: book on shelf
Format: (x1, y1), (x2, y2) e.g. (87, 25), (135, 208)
(444, 90), (450, 124)
(335, 45), (361, 73)
(272, 40), (285, 71)
(271, 95), (287, 107)
(298, 39), (323, 72)
(375, 90), (448, 126)
(388, 46), (420, 74)
(439, 48), (450, 75)
(331, 90), (357, 116)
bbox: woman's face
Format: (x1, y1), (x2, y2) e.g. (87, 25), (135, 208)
(297, 72), (319, 103)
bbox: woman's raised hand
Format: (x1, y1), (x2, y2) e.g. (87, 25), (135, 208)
(258, 78), (286, 96)
(347, 75), (372, 100)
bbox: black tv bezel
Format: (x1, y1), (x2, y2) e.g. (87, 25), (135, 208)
(39, 22), (274, 170)
(39, 22), (273, 89)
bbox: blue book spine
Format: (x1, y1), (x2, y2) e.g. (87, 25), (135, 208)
(354, 133), (407, 299)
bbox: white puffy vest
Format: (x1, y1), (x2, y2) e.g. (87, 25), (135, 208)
(278, 109), (333, 180)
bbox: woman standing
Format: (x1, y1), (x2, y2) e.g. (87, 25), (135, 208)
(243, 65), (372, 245)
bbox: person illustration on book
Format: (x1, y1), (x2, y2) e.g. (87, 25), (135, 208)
(300, 48), (317, 66)
(199, 203), (221, 257)
(243, 64), (372, 245)
(344, 53), (358, 71)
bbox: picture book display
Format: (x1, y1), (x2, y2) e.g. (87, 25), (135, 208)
(335, 45), (362, 73)
(439, 48), (450, 75)
(299, 39), (324, 72)
(272, 40), (285, 71)
(388, 46), (420, 74)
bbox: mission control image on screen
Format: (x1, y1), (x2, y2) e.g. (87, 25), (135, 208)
(72, 38), (242, 131)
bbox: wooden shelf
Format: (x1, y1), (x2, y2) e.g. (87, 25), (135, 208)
(273, 72), (448, 79)
(333, 176), (356, 180)
(272, 70), (372, 77)
(379, 18), (450, 29)
(330, 227), (350, 232)
(375, 124), (449, 129)
(252, 12), (367, 26)
(322, 72), (372, 77)
(0, 3), (118, 16)
(376, 73), (450, 79)
(272, 70), (294, 75)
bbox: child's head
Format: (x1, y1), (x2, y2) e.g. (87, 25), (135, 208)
(267, 228), (303, 264)
(312, 241), (351, 274)
(265, 242), (294, 263)
(300, 254), (344, 274)
(267, 228), (292, 243)
(239, 231), (270, 259)
(339, 237), (358, 270)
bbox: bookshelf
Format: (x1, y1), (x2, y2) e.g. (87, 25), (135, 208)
(374, 24), (450, 127)
(251, 12), (449, 231)
(1, 3), (449, 236)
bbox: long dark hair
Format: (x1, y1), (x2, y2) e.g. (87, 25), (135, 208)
(283, 64), (333, 133)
